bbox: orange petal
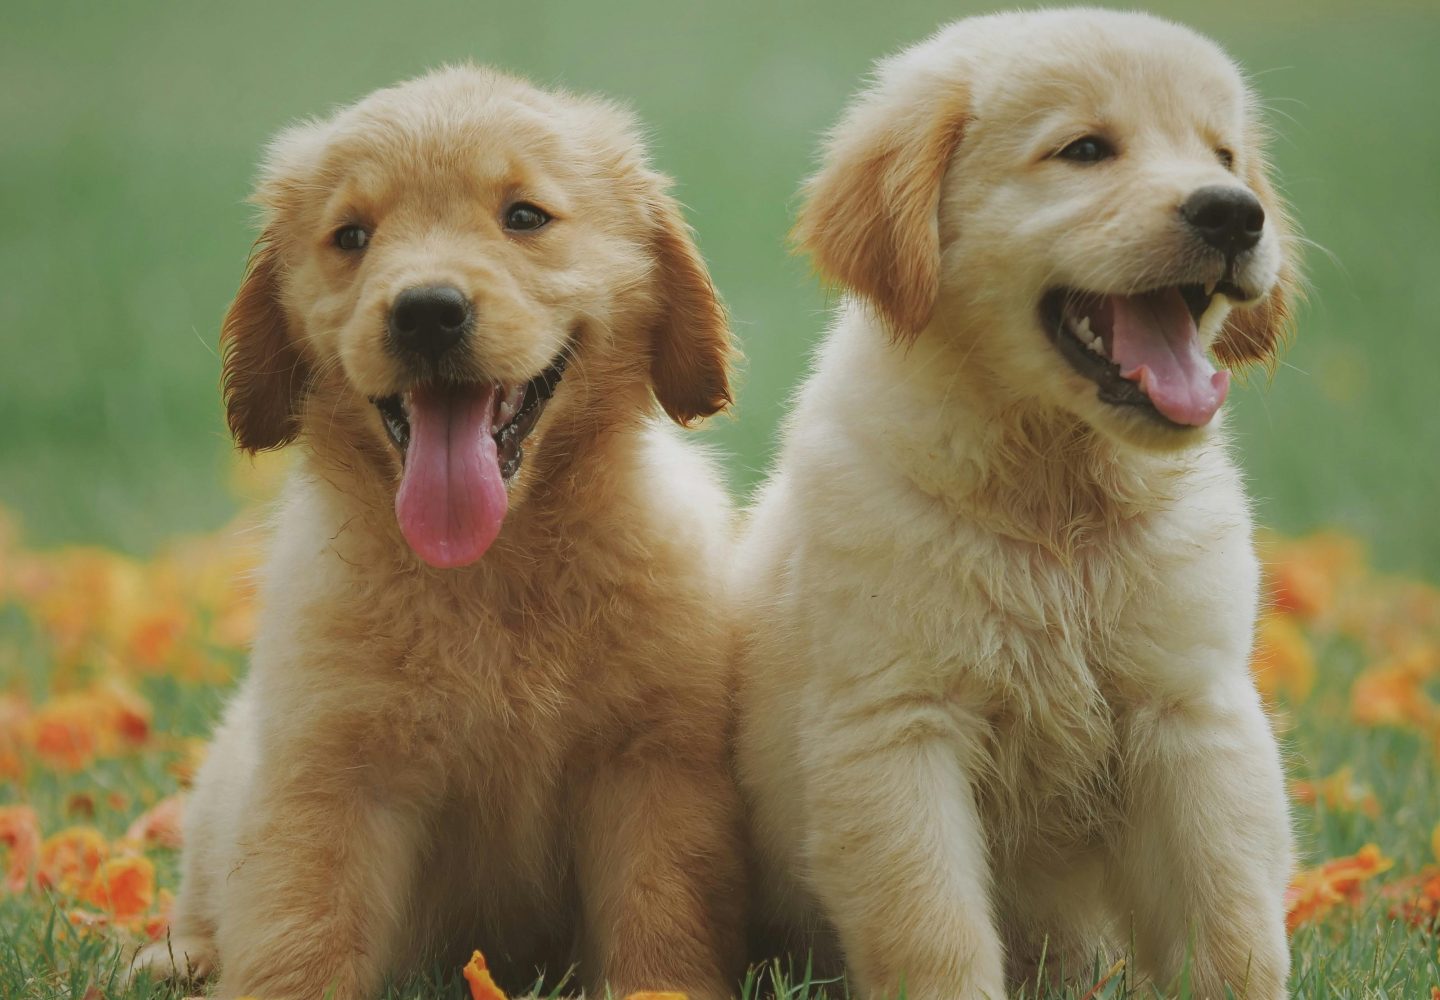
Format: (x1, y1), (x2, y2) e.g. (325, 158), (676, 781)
(0, 804), (41, 893)
(82, 855), (155, 919)
(1285, 844), (1393, 932)
(463, 950), (508, 1000)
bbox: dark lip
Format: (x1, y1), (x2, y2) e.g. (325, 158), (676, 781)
(1038, 281), (1243, 430)
(369, 348), (569, 482)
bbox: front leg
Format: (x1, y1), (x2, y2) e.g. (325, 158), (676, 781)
(211, 713), (432, 1000)
(1110, 677), (1293, 1000)
(804, 692), (1006, 1000)
(573, 724), (747, 1000)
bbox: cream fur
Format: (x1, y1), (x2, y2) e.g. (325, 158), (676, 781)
(132, 67), (744, 1000)
(737, 11), (1295, 1000)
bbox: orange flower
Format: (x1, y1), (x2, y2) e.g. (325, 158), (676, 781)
(1250, 614), (1316, 703)
(1291, 767), (1380, 818)
(463, 949), (508, 1000)
(81, 855), (155, 919)
(25, 682), (151, 771)
(1285, 844), (1393, 932)
(1263, 532), (1364, 621)
(123, 794), (185, 851)
(29, 699), (98, 770)
(124, 604), (191, 672)
(38, 826), (109, 894)
(1351, 653), (1437, 729)
(0, 804), (41, 893)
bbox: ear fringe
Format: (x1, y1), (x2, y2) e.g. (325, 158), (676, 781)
(793, 70), (969, 342)
(220, 234), (311, 452)
(646, 185), (737, 426)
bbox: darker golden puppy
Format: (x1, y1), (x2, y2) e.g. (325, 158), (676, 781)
(133, 65), (744, 1000)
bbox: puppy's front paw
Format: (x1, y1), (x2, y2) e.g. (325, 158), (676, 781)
(130, 935), (217, 985)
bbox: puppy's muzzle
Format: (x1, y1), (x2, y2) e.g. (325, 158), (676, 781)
(387, 285), (473, 364)
(1181, 186), (1265, 257)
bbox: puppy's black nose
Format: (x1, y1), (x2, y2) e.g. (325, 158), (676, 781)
(388, 286), (472, 361)
(1181, 186), (1265, 257)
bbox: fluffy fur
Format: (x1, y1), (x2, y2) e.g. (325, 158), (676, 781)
(132, 66), (744, 1000)
(737, 11), (1296, 999)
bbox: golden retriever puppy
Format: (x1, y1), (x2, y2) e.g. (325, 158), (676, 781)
(131, 66), (744, 1000)
(737, 10), (1296, 999)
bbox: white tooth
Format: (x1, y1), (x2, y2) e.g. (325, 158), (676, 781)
(1075, 316), (1092, 340)
(1088, 338), (1106, 355)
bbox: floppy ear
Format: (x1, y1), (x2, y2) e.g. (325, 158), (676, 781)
(646, 189), (735, 425)
(793, 68), (969, 341)
(1214, 142), (1300, 368)
(220, 231), (311, 452)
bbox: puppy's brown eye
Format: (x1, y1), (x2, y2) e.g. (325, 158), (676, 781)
(1215, 147), (1236, 171)
(1056, 136), (1115, 164)
(504, 203), (551, 232)
(334, 225), (371, 251)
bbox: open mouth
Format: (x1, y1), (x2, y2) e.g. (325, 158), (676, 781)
(369, 350), (567, 569)
(1039, 280), (1244, 429)
(372, 351), (567, 480)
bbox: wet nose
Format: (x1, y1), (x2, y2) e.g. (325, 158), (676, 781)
(387, 285), (472, 361)
(1181, 186), (1265, 257)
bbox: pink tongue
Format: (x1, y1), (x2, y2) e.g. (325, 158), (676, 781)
(1107, 287), (1230, 426)
(395, 383), (508, 568)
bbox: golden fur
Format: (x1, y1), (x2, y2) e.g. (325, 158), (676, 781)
(132, 66), (744, 999)
(738, 10), (1296, 999)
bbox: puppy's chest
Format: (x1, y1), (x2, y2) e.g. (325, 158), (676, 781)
(923, 537), (1160, 846)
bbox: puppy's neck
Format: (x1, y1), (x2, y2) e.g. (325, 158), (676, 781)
(828, 310), (1210, 552)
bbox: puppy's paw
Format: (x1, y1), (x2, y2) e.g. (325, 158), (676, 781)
(130, 935), (217, 985)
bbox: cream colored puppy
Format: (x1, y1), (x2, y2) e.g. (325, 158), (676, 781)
(131, 66), (745, 999)
(737, 10), (1296, 999)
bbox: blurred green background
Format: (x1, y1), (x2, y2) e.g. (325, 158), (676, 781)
(2, 0), (1437, 576)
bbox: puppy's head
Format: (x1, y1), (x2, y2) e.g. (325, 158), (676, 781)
(222, 66), (732, 568)
(796, 9), (1297, 450)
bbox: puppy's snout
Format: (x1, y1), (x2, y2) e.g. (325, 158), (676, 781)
(1181, 186), (1265, 257)
(388, 285), (472, 362)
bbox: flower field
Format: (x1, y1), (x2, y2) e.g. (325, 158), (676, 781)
(2, 464), (1439, 998)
